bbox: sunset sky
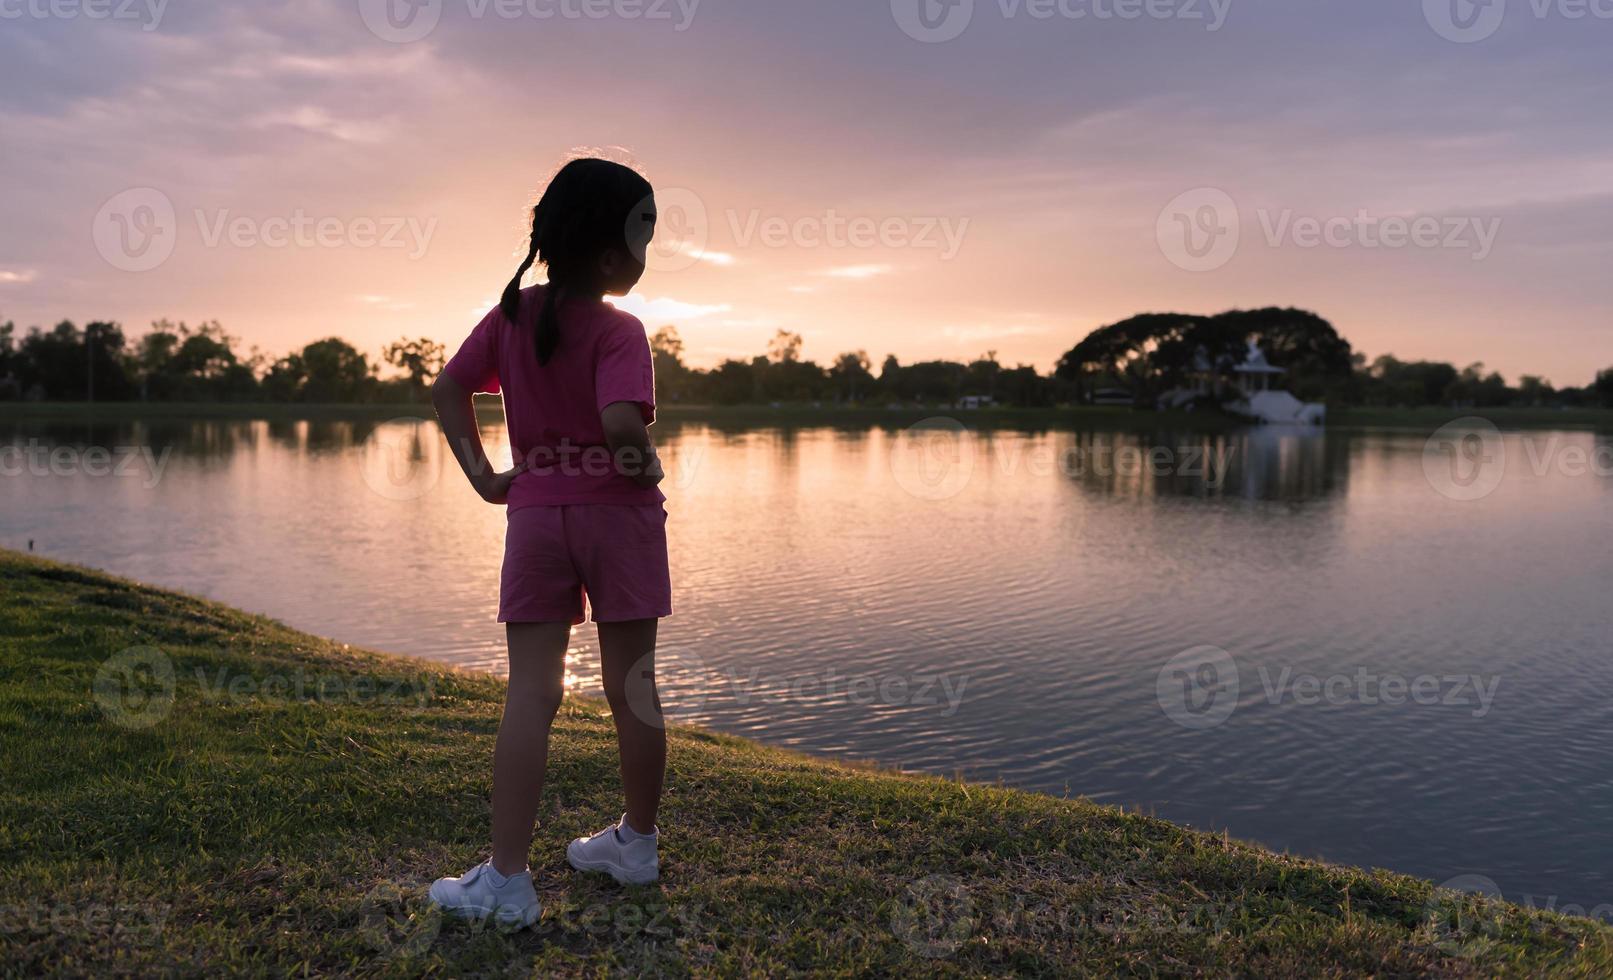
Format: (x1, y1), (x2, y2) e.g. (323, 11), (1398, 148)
(2, 0), (1610, 383)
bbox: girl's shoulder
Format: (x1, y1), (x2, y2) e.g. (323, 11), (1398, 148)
(575, 298), (645, 345)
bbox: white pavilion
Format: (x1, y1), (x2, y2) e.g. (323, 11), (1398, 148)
(1227, 340), (1326, 425)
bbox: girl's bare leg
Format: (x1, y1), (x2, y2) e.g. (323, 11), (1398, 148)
(490, 621), (570, 876)
(597, 618), (666, 835)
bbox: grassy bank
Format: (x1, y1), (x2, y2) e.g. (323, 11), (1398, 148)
(2, 550), (1610, 976)
(5, 400), (1611, 433)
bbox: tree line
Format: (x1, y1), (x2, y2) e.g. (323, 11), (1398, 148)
(2, 311), (1611, 410)
(1054, 307), (1613, 410)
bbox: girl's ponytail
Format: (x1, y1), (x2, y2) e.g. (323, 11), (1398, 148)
(498, 157), (654, 369)
(500, 236), (537, 329)
(503, 206), (563, 366)
(534, 282), (562, 365)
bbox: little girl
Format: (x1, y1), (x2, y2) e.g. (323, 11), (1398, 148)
(427, 158), (670, 928)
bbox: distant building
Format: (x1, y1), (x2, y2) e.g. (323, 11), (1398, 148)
(1156, 341), (1325, 424)
(1091, 388), (1135, 407)
(1226, 341), (1325, 425)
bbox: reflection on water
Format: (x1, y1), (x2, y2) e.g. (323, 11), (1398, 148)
(4, 414), (1613, 913)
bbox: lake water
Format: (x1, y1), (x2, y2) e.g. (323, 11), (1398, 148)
(4, 412), (1611, 916)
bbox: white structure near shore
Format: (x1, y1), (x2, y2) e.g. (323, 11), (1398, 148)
(1226, 341), (1326, 425)
(1157, 341), (1326, 425)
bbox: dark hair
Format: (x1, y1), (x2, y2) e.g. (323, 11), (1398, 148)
(500, 158), (655, 365)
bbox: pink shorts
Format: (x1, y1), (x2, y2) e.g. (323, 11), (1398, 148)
(500, 504), (672, 625)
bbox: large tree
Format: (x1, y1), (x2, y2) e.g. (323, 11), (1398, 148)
(1592, 368), (1613, 408)
(828, 350), (874, 402)
(382, 337), (446, 399)
(299, 338), (372, 403)
(1055, 308), (1353, 403)
(1208, 308), (1355, 401)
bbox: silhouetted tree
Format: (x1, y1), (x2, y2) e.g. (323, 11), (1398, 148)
(828, 350), (874, 402)
(767, 330), (804, 364)
(1515, 375), (1553, 406)
(382, 337), (445, 401)
(1592, 368), (1613, 408)
(1361, 355), (1459, 407)
(1445, 362), (1511, 408)
(707, 359), (756, 405)
(1056, 308), (1352, 405)
(299, 338), (372, 403)
(649, 326), (693, 403)
(261, 355), (306, 402)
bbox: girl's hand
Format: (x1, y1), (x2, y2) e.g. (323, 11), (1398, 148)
(477, 464), (527, 505)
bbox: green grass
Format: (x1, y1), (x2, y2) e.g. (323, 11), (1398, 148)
(2, 550), (1610, 977)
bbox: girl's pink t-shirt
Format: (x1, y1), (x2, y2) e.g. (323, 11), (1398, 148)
(443, 285), (664, 509)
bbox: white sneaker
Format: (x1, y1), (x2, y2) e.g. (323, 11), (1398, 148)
(427, 861), (541, 928)
(566, 816), (660, 885)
